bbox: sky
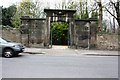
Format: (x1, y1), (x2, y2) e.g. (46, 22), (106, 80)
(0, 0), (69, 8)
(0, 0), (98, 8)
(0, 0), (110, 8)
(0, 0), (118, 27)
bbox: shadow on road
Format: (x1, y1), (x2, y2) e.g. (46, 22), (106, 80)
(23, 52), (45, 54)
(14, 54), (24, 58)
(85, 54), (120, 56)
(1, 55), (25, 58)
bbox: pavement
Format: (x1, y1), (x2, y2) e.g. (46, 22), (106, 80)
(23, 47), (119, 56)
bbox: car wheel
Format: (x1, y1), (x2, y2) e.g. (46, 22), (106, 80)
(3, 48), (14, 58)
(14, 53), (19, 56)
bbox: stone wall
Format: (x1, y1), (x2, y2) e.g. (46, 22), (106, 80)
(2, 27), (119, 50)
(74, 20), (97, 49)
(96, 34), (119, 50)
(20, 18), (46, 48)
(2, 28), (21, 43)
(2, 27), (46, 48)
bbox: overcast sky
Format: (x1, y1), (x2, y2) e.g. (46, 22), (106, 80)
(0, 0), (99, 8)
(0, 0), (70, 8)
(0, 0), (118, 27)
(0, 0), (110, 8)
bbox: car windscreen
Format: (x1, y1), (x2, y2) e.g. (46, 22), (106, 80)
(2, 38), (12, 42)
(0, 38), (8, 44)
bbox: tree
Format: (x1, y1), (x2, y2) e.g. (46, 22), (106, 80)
(104, 0), (120, 27)
(89, 0), (99, 19)
(51, 22), (68, 45)
(0, 6), (2, 26)
(66, 0), (89, 19)
(11, 0), (31, 28)
(78, 0), (89, 19)
(2, 5), (16, 27)
(96, 0), (103, 32)
(11, 0), (44, 28)
(91, 10), (98, 19)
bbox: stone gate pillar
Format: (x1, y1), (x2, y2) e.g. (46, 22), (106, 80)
(44, 16), (50, 48)
(44, 9), (76, 48)
(68, 17), (75, 48)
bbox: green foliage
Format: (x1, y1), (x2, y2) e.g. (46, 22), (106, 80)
(67, 1), (77, 9)
(0, 7), (2, 25)
(102, 20), (107, 33)
(91, 11), (98, 19)
(11, 11), (21, 28)
(66, 0), (89, 19)
(11, 0), (43, 28)
(11, 0), (33, 28)
(79, 1), (89, 19)
(2, 5), (17, 27)
(51, 22), (68, 45)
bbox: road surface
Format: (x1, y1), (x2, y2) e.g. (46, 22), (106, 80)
(1, 49), (118, 78)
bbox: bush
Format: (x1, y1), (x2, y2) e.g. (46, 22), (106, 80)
(51, 22), (68, 45)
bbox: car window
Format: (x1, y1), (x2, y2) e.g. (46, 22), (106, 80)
(0, 38), (8, 44)
(2, 38), (12, 42)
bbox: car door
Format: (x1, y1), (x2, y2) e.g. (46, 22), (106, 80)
(0, 41), (2, 54)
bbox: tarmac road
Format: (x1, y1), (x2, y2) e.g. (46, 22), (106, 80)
(2, 48), (118, 78)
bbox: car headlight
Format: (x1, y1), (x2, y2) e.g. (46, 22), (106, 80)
(13, 45), (20, 48)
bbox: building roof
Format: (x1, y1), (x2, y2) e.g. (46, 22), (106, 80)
(20, 16), (46, 20)
(44, 9), (76, 16)
(44, 9), (76, 13)
(75, 19), (98, 22)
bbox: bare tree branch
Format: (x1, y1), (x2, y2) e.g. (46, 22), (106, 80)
(88, 6), (98, 14)
(104, 7), (117, 19)
(109, 0), (116, 8)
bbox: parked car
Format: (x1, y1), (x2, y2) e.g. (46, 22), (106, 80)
(0, 37), (25, 58)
